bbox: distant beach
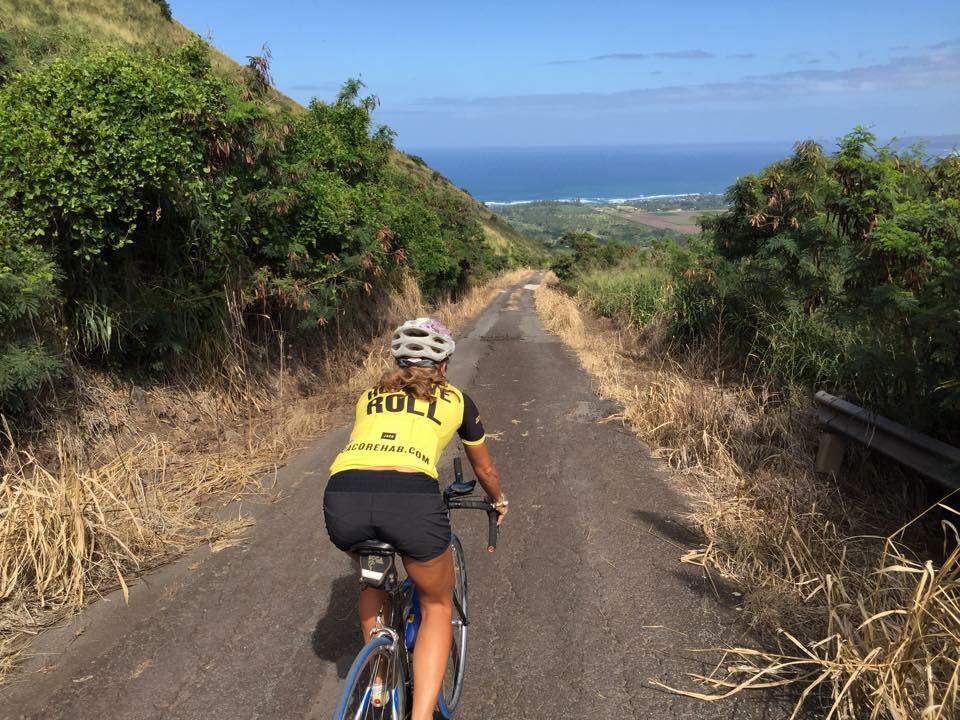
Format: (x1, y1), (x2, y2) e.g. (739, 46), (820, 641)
(483, 192), (705, 207)
(407, 139), (959, 205)
(405, 143), (792, 204)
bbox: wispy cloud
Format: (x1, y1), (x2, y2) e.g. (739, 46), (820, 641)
(729, 53), (755, 60)
(417, 42), (960, 110)
(546, 59), (582, 65)
(744, 43), (960, 86)
(655, 49), (714, 59)
(592, 52), (648, 61)
(591, 49), (714, 61)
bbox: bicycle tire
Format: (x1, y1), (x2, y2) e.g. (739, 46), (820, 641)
(437, 534), (468, 717)
(333, 634), (407, 720)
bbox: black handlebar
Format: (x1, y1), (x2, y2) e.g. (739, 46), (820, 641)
(446, 497), (498, 553)
(445, 457), (499, 553)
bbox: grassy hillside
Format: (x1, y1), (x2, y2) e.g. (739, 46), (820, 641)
(0, 0), (546, 266)
(490, 195), (727, 246)
(0, 1), (291, 113)
(0, 0), (248, 80)
(491, 200), (683, 246)
(3, 0), (194, 48)
(393, 152), (550, 264)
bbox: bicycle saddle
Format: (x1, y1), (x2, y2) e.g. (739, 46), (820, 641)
(350, 540), (396, 556)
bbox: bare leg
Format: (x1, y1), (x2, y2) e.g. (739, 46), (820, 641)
(358, 586), (388, 640)
(403, 548), (454, 720)
(353, 555), (389, 687)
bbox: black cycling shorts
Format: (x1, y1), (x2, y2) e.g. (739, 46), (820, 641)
(323, 469), (451, 561)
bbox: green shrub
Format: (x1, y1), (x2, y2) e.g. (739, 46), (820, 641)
(0, 42), (254, 366)
(666, 128), (960, 438)
(381, 163), (493, 300)
(0, 233), (63, 404)
(550, 231), (631, 280)
(0, 41), (500, 412)
(572, 130), (960, 439)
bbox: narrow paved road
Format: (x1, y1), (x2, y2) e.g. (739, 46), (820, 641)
(1, 277), (783, 719)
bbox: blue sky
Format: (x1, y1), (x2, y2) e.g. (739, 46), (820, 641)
(173, 1), (960, 149)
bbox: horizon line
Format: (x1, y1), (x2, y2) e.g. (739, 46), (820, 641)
(400, 133), (960, 153)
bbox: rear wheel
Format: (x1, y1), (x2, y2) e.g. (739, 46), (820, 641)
(333, 634), (407, 720)
(437, 535), (468, 717)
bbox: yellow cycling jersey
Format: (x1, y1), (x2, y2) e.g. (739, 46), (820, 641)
(329, 382), (486, 480)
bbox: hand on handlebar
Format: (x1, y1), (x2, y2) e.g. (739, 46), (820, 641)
(490, 496), (509, 526)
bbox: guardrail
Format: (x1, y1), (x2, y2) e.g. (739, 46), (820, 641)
(814, 391), (960, 491)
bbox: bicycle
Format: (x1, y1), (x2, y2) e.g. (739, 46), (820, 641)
(331, 458), (499, 720)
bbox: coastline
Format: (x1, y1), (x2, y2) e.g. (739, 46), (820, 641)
(483, 191), (717, 207)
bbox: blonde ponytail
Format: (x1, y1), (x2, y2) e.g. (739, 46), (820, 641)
(376, 365), (446, 402)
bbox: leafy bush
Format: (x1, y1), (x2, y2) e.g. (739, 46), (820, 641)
(0, 43), (258, 365)
(382, 161), (493, 300)
(0, 233), (63, 404)
(550, 231), (631, 280)
(665, 129), (960, 438)
(0, 41), (500, 412)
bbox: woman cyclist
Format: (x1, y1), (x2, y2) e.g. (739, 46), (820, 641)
(324, 317), (508, 720)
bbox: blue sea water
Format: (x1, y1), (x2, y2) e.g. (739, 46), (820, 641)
(405, 144), (795, 204)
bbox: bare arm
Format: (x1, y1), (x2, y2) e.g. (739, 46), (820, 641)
(463, 442), (508, 525)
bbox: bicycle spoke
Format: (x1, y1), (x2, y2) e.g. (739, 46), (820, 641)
(352, 685), (371, 720)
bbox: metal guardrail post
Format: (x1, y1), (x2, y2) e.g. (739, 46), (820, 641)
(814, 391), (960, 490)
(815, 431), (847, 473)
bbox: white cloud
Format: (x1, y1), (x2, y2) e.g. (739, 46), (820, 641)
(416, 43), (960, 110)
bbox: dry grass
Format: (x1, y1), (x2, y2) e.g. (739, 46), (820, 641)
(0, 269), (530, 683)
(0, 0), (298, 109)
(535, 279), (959, 720)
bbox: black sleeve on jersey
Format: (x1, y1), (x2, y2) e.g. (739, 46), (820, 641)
(457, 392), (486, 445)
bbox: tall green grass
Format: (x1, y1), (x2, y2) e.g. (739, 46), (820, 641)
(573, 261), (670, 327)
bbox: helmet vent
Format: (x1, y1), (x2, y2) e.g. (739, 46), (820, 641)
(390, 317), (455, 364)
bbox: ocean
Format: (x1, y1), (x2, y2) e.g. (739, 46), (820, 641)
(405, 143), (795, 205)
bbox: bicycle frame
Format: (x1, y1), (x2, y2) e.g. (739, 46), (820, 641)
(363, 542), (468, 695)
(334, 458), (497, 720)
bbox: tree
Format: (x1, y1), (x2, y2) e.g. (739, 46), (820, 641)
(152, 1), (173, 21)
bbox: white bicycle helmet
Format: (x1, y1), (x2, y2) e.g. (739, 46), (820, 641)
(391, 317), (455, 367)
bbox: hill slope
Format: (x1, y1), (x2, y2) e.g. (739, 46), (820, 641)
(0, 0), (547, 265)
(393, 152), (551, 264)
(0, 0), (248, 82)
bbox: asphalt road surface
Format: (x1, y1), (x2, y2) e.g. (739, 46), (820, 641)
(1, 276), (786, 719)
